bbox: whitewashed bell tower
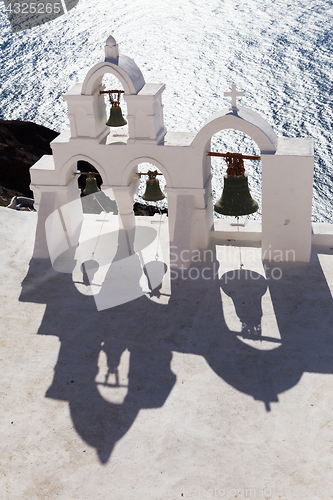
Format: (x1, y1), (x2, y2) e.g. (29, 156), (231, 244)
(63, 35), (166, 145)
(30, 35), (317, 269)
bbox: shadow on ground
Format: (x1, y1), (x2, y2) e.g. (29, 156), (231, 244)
(19, 246), (333, 463)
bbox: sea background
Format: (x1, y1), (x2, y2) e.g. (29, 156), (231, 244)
(0, 0), (332, 221)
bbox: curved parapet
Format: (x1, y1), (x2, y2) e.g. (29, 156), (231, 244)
(82, 56), (145, 96)
(191, 106), (278, 155)
(81, 36), (145, 95)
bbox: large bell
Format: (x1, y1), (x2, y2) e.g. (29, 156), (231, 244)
(106, 103), (127, 127)
(82, 173), (101, 196)
(142, 178), (165, 202)
(214, 174), (258, 216)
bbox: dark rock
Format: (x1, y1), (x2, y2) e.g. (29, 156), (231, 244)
(0, 184), (27, 208)
(133, 202), (168, 217)
(0, 119), (59, 197)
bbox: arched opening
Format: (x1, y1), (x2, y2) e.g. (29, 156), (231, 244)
(100, 73), (128, 135)
(208, 131), (279, 354)
(77, 160), (118, 215)
(133, 162), (168, 216)
(210, 129), (262, 223)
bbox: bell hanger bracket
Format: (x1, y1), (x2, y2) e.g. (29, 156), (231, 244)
(99, 89), (124, 107)
(206, 151), (260, 176)
(136, 170), (163, 180)
(82, 172), (98, 178)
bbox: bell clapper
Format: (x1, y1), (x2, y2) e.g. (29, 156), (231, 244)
(92, 193), (106, 212)
(236, 216), (244, 270)
(230, 215), (248, 227)
(89, 194), (108, 260)
(155, 204), (164, 261)
(136, 169), (166, 260)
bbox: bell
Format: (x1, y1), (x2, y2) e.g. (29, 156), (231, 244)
(142, 178), (165, 202)
(82, 173), (101, 196)
(214, 174), (258, 216)
(106, 103), (127, 127)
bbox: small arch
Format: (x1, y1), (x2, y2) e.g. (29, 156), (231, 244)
(82, 57), (145, 96)
(191, 107), (278, 155)
(59, 155), (109, 186)
(122, 157), (172, 187)
(77, 160), (118, 215)
(77, 160), (103, 194)
(101, 73), (128, 126)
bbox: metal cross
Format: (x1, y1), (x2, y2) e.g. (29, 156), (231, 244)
(224, 84), (244, 109)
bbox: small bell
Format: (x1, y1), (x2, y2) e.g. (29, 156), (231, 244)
(142, 170), (165, 202)
(82, 173), (101, 196)
(106, 102), (127, 127)
(99, 89), (127, 128)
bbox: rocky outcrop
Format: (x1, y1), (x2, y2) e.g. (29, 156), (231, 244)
(0, 119), (59, 205)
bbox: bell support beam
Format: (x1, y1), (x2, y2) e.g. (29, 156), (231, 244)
(206, 152), (261, 160)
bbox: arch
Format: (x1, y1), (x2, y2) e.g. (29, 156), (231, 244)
(122, 157), (172, 187)
(81, 56), (145, 96)
(191, 107), (278, 155)
(59, 154), (108, 186)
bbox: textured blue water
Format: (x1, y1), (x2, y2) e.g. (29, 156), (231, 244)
(0, 0), (332, 221)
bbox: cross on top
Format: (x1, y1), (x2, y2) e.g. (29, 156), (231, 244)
(224, 84), (244, 109)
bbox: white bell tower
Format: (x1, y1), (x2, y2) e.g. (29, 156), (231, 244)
(30, 36), (319, 269)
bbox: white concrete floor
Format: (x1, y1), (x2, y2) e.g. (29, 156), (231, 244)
(1, 207), (333, 500)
